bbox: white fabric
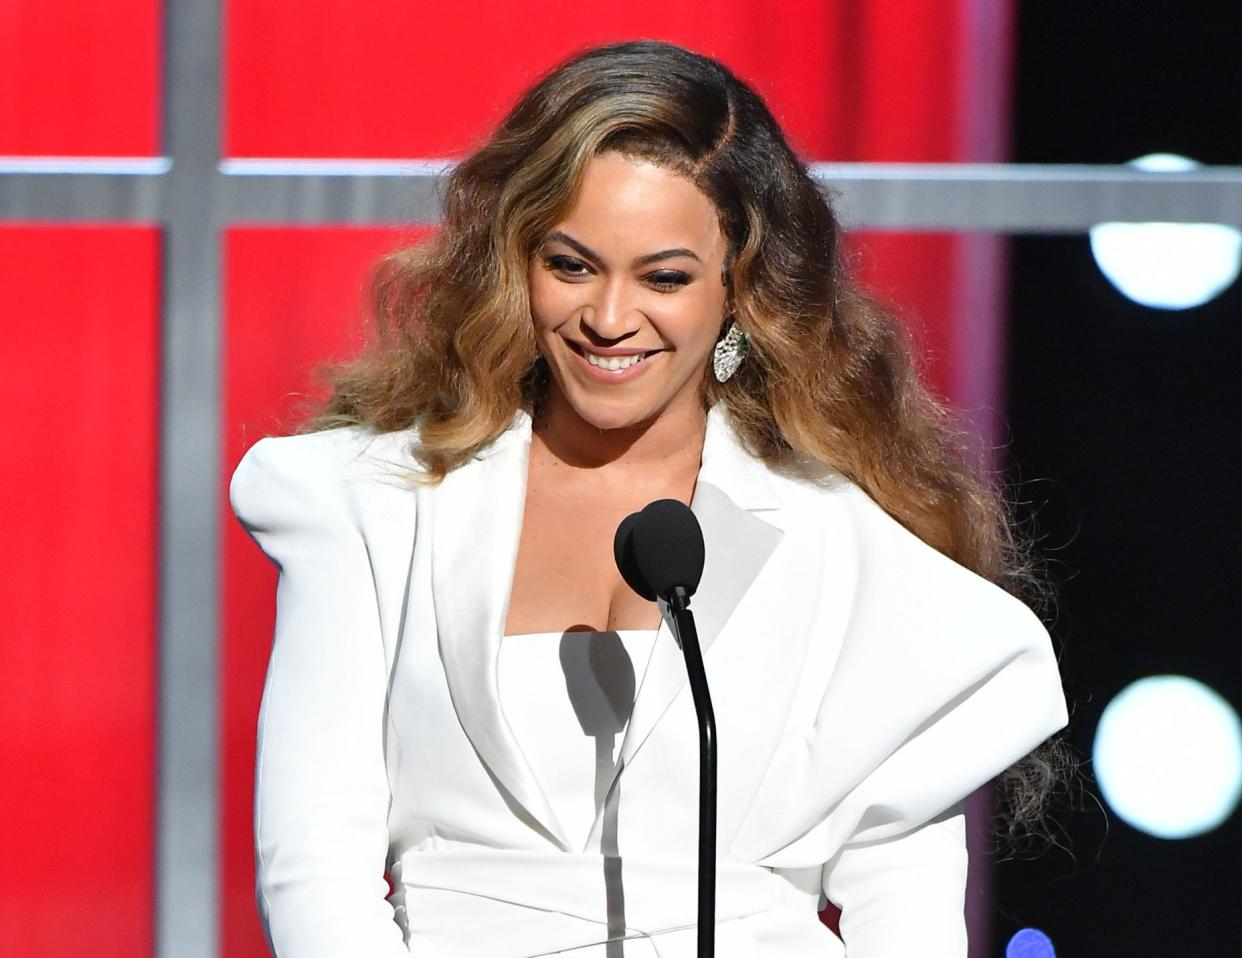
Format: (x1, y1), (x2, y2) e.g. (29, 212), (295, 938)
(498, 630), (658, 852)
(230, 404), (1069, 957)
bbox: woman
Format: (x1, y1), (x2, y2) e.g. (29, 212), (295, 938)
(231, 40), (1069, 957)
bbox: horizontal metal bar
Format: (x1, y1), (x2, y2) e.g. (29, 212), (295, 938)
(0, 171), (165, 221)
(3, 161), (1241, 231)
(219, 169), (444, 224)
(812, 163), (1242, 231)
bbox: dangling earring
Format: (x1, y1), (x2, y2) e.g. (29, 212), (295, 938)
(712, 320), (749, 383)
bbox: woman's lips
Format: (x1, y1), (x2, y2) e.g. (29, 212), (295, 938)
(566, 340), (662, 383)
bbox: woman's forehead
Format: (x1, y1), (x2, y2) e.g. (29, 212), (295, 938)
(550, 153), (724, 261)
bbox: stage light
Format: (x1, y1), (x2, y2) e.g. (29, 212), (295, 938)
(1093, 675), (1242, 839)
(1006, 928), (1056, 958)
(1088, 153), (1242, 310)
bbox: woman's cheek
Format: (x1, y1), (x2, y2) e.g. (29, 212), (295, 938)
(530, 283), (576, 331)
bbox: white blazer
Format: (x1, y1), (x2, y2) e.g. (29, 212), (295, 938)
(230, 403), (1068, 958)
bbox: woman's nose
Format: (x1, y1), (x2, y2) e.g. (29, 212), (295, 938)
(580, 281), (641, 343)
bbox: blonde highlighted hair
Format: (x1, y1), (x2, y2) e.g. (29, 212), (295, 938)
(309, 39), (1075, 842)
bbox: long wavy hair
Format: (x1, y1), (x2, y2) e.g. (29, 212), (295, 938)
(309, 39), (1075, 843)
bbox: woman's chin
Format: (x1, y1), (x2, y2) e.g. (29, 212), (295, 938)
(553, 377), (710, 436)
(548, 370), (705, 436)
(570, 404), (653, 433)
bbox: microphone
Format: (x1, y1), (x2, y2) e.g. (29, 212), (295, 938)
(613, 499), (706, 646)
(629, 499), (706, 600)
(613, 510), (656, 601)
(614, 500), (716, 958)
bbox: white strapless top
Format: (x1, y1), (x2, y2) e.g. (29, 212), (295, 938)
(499, 629), (660, 851)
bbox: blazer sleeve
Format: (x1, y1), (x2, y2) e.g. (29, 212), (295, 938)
(230, 434), (409, 957)
(754, 485), (1068, 957)
(820, 801), (969, 956)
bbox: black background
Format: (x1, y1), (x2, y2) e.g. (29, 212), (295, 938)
(995, 1), (1241, 953)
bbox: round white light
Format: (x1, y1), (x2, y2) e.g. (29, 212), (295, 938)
(1088, 153), (1242, 310)
(1093, 675), (1242, 839)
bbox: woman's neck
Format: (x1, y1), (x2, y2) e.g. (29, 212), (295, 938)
(532, 388), (707, 476)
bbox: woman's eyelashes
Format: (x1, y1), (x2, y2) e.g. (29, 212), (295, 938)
(544, 254), (591, 278)
(542, 254), (692, 292)
(646, 270), (693, 291)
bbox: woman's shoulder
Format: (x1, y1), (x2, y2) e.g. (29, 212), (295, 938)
(762, 455), (1048, 640)
(236, 423), (419, 475)
(229, 424), (422, 534)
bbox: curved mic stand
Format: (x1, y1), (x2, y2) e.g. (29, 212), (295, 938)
(615, 500), (715, 958)
(665, 585), (717, 958)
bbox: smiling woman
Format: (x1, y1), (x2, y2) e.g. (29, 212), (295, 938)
(230, 39), (1072, 958)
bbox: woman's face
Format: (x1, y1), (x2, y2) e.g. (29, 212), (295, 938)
(528, 150), (730, 433)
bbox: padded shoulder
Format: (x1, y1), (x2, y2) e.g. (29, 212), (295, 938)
(745, 467), (1067, 867)
(229, 426), (422, 554)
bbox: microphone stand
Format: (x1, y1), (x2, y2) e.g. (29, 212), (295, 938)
(667, 585), (716, 958)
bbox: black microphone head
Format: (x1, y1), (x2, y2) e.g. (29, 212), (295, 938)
(631, 499), (705, 599)
(613, 509), (657, 601)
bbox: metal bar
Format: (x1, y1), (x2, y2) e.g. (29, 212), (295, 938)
(5, 161), (1242, 230)
(0, 172), (165, 221)
(156, 1), (223, 956)
(214, 161), (1242, 228)
(219, 167), (444, 224)
(811, 162), (1242, 230)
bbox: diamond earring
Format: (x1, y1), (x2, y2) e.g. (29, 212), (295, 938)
(712, 320), (749, 383)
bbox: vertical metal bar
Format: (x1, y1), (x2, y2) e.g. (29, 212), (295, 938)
(157, 1), (223, 956)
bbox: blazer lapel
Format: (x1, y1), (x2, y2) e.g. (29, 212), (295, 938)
(597, 406), (785, 826)
(430, 411), (573, 850)
(430, 404), (788, 853)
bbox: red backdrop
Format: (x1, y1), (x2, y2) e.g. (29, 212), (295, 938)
(0, 226), (160, 956)
(0, 0), (161, 155)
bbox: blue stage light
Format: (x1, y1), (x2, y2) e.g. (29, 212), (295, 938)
(1006, 927), (1056, 958)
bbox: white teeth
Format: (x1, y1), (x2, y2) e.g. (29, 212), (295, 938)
(585, 350), (646, 370)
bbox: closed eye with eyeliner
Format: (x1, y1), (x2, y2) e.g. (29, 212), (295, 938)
(541, 253), (693, 292)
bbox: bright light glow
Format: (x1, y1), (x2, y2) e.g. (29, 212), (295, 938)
(1094, 675), (1242, 839)
(1089, 153), (1242, 309)
(1006, 928), (1056, 958)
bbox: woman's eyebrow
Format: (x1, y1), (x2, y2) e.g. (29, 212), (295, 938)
(546, 230), (703, 267)
(635, 247), (702, 266)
